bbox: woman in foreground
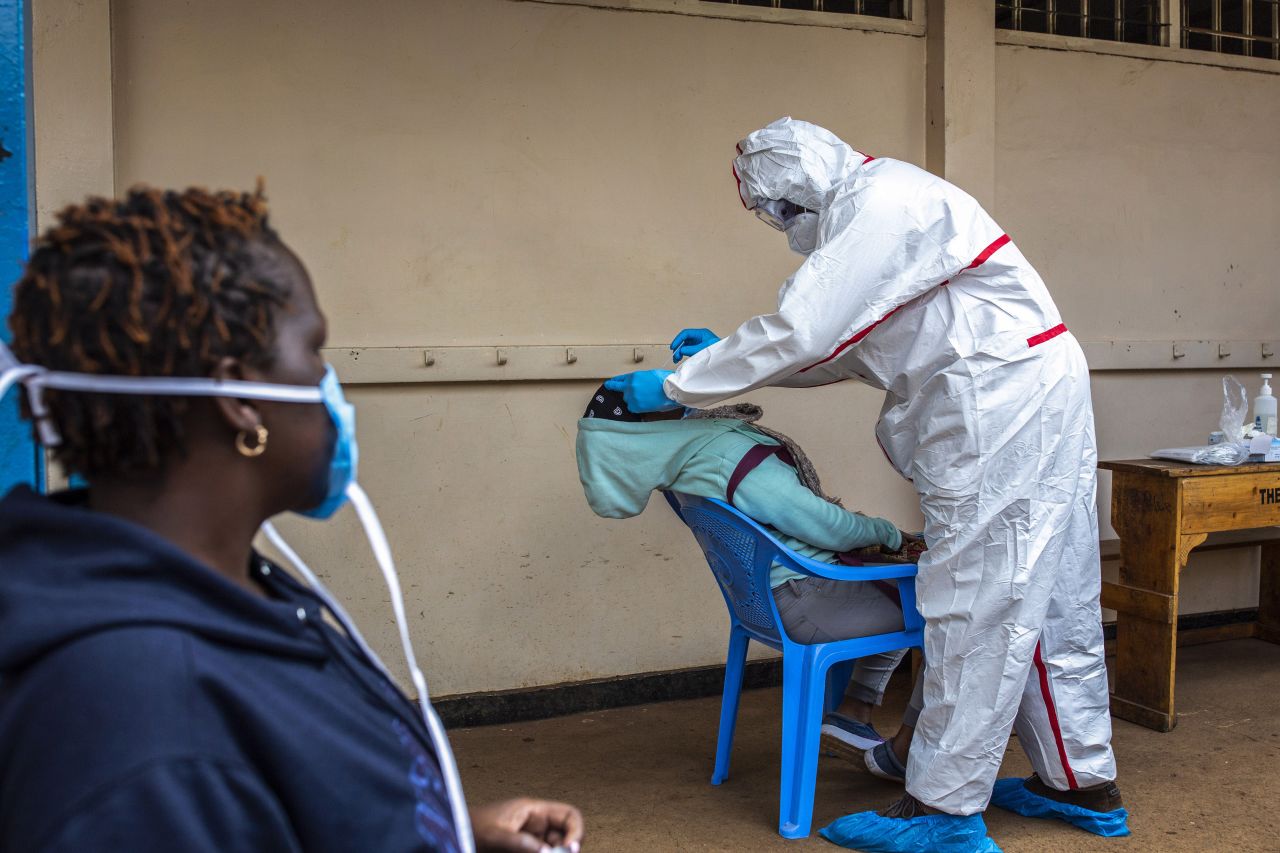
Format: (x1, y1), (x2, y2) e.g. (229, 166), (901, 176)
(0, 185), (582, 853)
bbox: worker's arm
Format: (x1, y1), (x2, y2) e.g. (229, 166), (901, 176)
(664, 178), (1002, 408)
(730, 454), (900, 553)
(769, 358), (847, 389)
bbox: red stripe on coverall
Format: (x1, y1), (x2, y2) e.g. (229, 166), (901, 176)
(798, 233), (1012, 374)
(1027, 323), (1067, 348)
(732, 143), (750, 210)
(1034, 641), (1080, 790)
(875, 434), (913, 484)
(732, 163), (749, 210)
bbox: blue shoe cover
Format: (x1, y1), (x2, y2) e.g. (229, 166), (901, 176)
(820, 810), (1003, 853)
(990, 777), (1130, 837)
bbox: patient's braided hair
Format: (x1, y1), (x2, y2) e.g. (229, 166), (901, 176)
(8, 183), (289, 478)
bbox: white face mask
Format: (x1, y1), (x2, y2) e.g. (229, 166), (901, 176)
(0, 342), (474, 853)
(785, 211), (820, 255)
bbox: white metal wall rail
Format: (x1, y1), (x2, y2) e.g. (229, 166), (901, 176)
(321, 340), (1280, 384)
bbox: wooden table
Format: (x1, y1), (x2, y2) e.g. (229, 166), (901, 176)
(1099, 458), (1280, 732)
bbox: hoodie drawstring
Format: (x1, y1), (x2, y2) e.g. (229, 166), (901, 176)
(262, 485), (475, 853)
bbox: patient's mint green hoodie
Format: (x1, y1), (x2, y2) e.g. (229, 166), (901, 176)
(575, 418), (901, 587)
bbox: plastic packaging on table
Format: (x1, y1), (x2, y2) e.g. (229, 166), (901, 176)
(1221, 376), (1250, 439)
(1151, 377), (1255, 465)
(1149, 443), (1249, 466)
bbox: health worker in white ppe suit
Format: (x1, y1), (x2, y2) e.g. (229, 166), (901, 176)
(607, 118), (1129, 852)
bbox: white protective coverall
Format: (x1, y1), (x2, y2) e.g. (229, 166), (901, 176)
(664, 118), (1116, 815)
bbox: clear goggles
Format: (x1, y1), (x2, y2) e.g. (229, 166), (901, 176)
(752, 198), (807, 232)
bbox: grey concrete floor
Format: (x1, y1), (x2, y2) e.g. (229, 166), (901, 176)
(452, 639), (1280, 852)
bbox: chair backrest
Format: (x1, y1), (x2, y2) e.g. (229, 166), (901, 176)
(664, 491), (787, 643)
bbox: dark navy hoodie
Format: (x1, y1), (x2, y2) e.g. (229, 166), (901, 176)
(0, 486), (460, 852)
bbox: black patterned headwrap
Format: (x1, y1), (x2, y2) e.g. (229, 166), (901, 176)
(582, 384), (643, 422)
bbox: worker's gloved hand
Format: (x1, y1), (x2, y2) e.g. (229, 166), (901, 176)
(670, 328), (721, 363)
(604, 370), (680, 413)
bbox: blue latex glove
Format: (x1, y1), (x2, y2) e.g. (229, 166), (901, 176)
(670, 328), (721, 364)
(604, 370), (680, 413)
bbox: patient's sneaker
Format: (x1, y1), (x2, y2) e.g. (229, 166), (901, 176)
(820, 713), (884, 762)
(864, 740), (907, 783)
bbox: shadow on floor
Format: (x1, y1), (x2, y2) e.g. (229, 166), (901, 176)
(450, 639), (1280, 852)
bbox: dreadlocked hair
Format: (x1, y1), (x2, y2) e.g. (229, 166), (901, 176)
(8, 183), (289, 479)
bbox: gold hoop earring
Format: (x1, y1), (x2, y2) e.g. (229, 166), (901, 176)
(235, 424), (269, 457)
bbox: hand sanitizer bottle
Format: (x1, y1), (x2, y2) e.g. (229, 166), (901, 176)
(1255, 373), (1277, 436)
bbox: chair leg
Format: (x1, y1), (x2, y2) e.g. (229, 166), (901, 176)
(713, 627), (750, 785)
(778, 644), (824, 839)
(824, 660), (855, 714)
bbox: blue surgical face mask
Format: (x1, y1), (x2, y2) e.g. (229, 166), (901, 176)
(299, 365), (358, 519)
(0, 347), (357, 520)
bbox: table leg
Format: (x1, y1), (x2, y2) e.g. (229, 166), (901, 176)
(1109, 475), (1200, 732)
(1260, 542), (1280, 645)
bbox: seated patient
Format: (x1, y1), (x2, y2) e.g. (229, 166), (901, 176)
(575, 385), (920, 759)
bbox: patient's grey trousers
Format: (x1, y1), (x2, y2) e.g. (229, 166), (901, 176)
(772, 576), (919, 719)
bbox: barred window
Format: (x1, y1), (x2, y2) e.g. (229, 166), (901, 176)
(700, 0), (910, 20)
(996, 1), (1164, 45)
(1184, 1), (1280, 59)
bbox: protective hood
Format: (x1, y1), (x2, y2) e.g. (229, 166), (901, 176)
(733, 116), (866, 214)
(575, 418), (742, 518)
(0, 486), (326, 674)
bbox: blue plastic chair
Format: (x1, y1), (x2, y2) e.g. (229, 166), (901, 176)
(663, 490), (925, 839)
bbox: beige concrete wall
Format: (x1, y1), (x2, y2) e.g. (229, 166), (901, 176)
(111, 0), (925, 346)
(995, 44), (1280, 615)
(105, 0), (926, 695)
(30, 0), (114, 490)
(30, 0), (113, 229)
(994, 44), (1280, 343)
